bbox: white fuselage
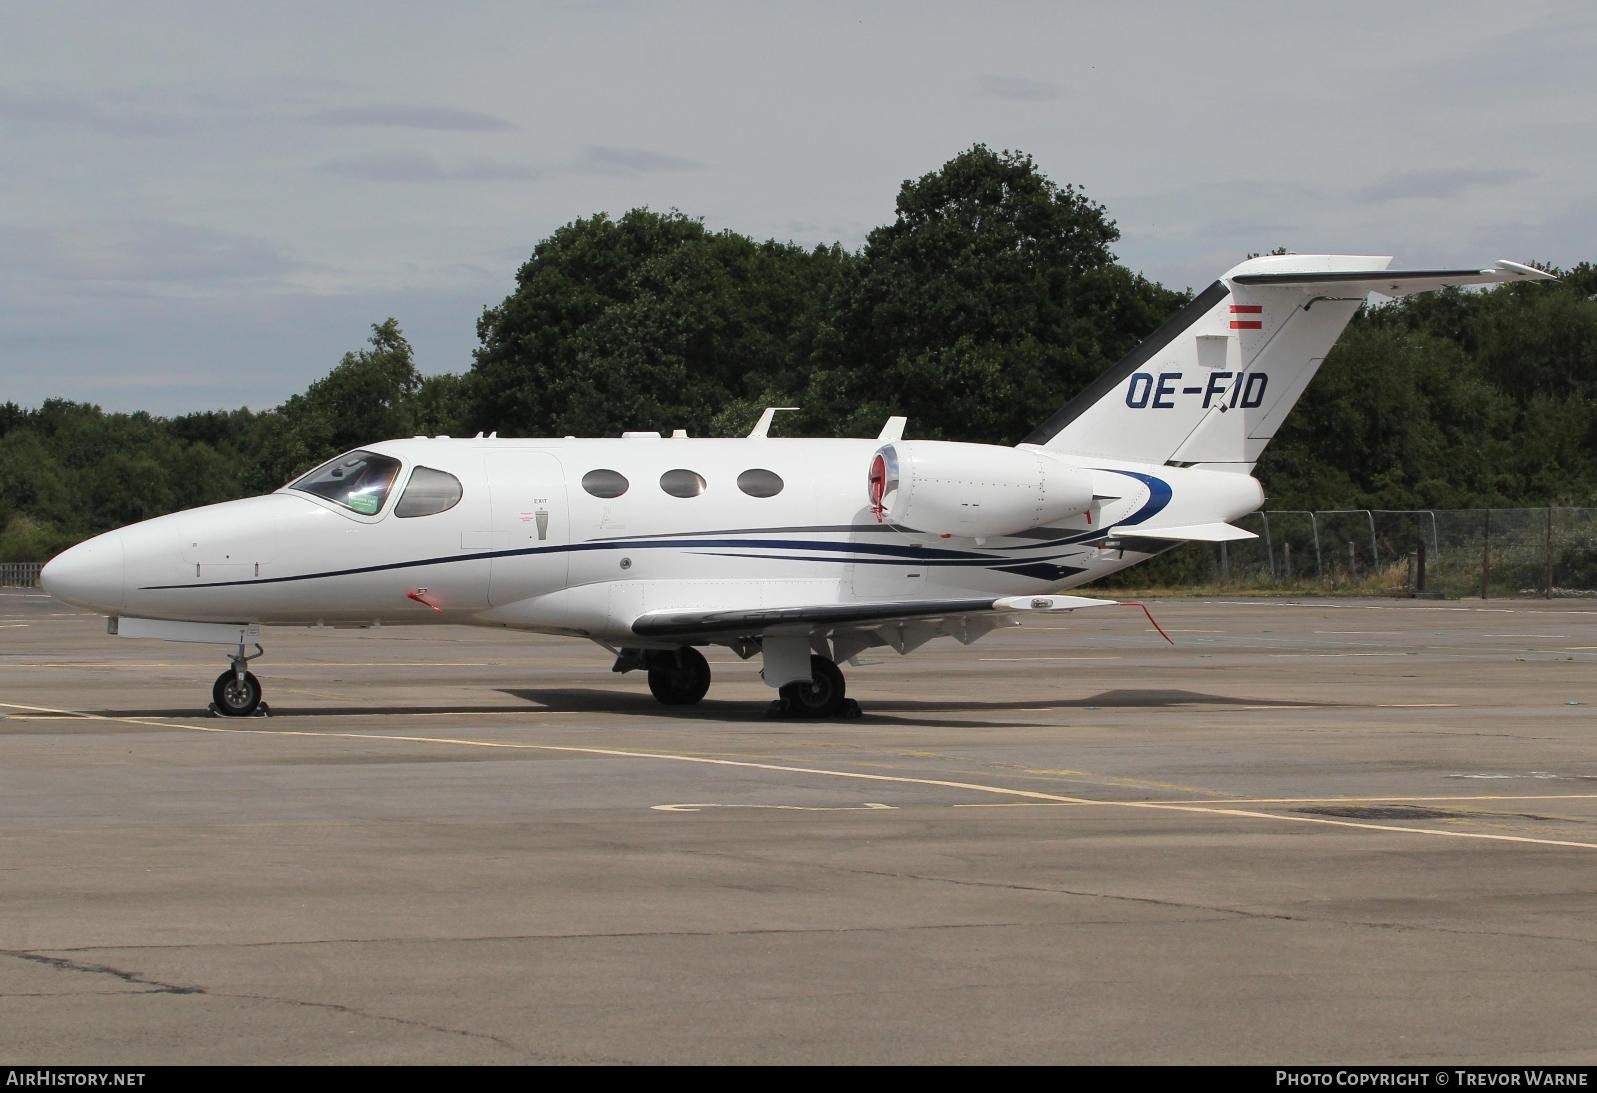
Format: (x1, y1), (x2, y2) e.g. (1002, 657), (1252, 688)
(44, 435), (1263, 645)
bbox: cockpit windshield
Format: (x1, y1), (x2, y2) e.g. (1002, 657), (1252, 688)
(290, 450), (403, 515)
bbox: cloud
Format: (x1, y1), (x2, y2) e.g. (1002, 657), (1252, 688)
(0, 221), (302, 288)
(0, 88), (181, 136)
(581, 145), (704, 173)
(976, 74), (1066, 103)
(318, 146), (703, 184)
(1358, 168), (1533, 203)
(319, 152), (536, 182)
(305, 104), (516, 131)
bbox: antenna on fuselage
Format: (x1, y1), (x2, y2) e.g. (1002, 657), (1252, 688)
(748, 406), (799, 438)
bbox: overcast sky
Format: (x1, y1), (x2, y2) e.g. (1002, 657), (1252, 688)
(3, 1), (1593, 415)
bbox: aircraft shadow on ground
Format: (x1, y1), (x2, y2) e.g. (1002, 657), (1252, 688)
(503, 686), (1345, 723)
(885, 687), (1344, 710)
(86, 687), (1340, 725)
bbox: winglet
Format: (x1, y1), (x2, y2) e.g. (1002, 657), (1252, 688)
(877, 416), (907, 442)
(1492, 259), (1556, 281)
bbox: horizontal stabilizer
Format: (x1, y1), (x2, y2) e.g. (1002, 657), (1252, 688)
(1107, 522), (1256, 542)
(1229, 258), (1554, 298)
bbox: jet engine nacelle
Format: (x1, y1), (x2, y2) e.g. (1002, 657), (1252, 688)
(866, 441), (1094, 540)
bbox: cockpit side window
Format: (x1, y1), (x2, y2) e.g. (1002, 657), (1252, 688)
(395, 466), (463, 518)
(290, 450), (403, 515)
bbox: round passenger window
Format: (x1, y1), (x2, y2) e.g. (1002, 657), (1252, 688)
(582, 469), (629, 499)
(660, 469), (707, 498)
(395, 467), (463, 518)
(736, 468), (784, 498)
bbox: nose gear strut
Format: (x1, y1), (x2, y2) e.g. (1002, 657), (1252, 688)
(210, 640), (268, 717)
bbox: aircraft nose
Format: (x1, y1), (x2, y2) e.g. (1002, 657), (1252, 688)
(41, 530), (127, 612)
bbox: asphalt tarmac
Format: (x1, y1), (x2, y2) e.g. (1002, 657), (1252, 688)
(2, 587), (1595, 1065)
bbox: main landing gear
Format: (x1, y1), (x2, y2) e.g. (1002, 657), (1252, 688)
(616, 646), (859, 718)
(210, 640), (268, 717)
(646, 646), (712, 706)
(770, 654), (860, 720)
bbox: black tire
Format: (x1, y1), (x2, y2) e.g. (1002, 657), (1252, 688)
(779, 655), (846, 717)
(212, 669), (262, 717)
(647, 647), (711, 706)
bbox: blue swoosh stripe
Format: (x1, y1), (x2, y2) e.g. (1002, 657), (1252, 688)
(1093, 469), (1173, 527)
(693, 550), (1087, 569)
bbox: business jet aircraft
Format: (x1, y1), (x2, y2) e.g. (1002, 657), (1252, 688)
(41, 254), (1551, 717)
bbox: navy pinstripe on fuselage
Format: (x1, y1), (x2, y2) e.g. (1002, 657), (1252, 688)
(137, 469), (1172, 593)
(139, 528), (1108, 591)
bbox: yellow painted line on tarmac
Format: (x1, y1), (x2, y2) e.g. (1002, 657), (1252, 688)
(12, 661), (501, 669)
(389, 710), (547, 718)
(1022, 770), (1223, 796)
(957, 792), (1597, 812)
(1126, 793), (1597, 806)
(5, 699), (1597, 853)
(1232, 703), (1462, 712)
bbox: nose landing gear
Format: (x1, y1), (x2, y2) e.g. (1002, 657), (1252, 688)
(210, 641), (268, 717)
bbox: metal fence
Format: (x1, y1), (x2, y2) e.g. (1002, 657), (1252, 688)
(0, 562), (43, 587)
(1209, 508), (1597, 597)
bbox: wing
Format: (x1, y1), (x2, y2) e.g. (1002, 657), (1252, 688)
(631, 594), (1121, 658)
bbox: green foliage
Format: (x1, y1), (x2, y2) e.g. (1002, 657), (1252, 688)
(0, 514), (79, 561)
(468, 209), (849, 437)
(1259, 324), (1522, 508)
(797, 146), (1185, 442)
(249, 318), (425, 489)
(7, 146), (1597, 569)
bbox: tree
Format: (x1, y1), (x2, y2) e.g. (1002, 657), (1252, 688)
(1259, 323), (1522, 508)
(249, 318), (423, 489)
(799, 145), (1186, 442)
(467, 209), (851, 437)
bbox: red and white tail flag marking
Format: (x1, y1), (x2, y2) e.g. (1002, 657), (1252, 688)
(1228, 303), (1263, 330)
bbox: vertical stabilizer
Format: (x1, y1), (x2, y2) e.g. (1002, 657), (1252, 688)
(1023, 255), (1551, 470)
